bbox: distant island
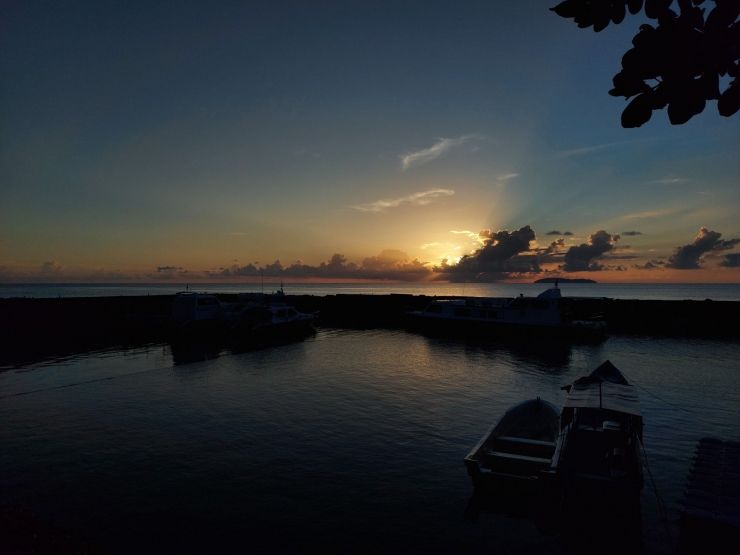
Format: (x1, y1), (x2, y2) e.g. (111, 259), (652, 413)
(534, 277), (597, 284)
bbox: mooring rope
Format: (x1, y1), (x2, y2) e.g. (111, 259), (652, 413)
(0, 366), (167, 400)
(640, 437), (677, 554)
(619, 369), (700, 415)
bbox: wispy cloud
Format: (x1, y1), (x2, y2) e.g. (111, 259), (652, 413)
(351, 188), (454, 212)
(421, 242), (441, 249)
(497, 173), (519, 181)
(554, 139), (646, 159)
(620, 209), (674, 220)
(646, 178), (688, 184)
(400, 135), (478, 171)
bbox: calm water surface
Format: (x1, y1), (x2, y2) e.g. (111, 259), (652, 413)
(2, 330), (739, 553)
(3, 282), (740, 301)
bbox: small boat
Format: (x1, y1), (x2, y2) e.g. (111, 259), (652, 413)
(464, 398), (560, 492)
(172, 290), (222, 320)
(552, 360), (643, 502)
(171, 290), (224, 328)
(406, 282), (607, 342)
(218, 282), (313, 338)
(222, 301), (315, 338)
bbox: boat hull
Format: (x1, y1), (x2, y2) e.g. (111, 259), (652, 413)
(464, 399), (561, 495)
(406, 312), (607, 343)
(229, 317), (315, 343)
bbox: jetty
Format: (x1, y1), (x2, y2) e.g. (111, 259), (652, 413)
(1, 293), (739, 366)
(681, 438), (740, 553)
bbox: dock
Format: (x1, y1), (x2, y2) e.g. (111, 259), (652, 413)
(680, 438), (740, 553)
(1, 293), (739, 366)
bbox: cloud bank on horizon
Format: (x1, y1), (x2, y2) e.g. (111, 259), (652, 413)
(5, 226), (738, 284)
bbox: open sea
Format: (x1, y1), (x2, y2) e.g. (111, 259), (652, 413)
(2, 283), (740, 553)
(2, 281), (740, 301)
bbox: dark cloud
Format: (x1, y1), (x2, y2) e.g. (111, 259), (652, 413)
(40, 261), (63, 275)
(622, 231), (643, 236)
(602, 254), (638, 260)
(215, 252), (432, 281)
(157, 266), (183, 272)
(434, 225), (541, 281)
(532, 238), (568, 265)
(542, 238), (566, 253)
(561, 230), (620, 272)
(634, 259), (665, 270)
(666, 228), (740, 269)
(219, 263), (259, 277)
(544, 230), (574, 236)
(360, 249), (411, 270)
(720, 253), (740, 268)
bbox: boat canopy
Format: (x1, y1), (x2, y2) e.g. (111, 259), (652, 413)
(587, 360), (629, 385)
(536, 287), (562, 299)
(560, 360), (642, 437)
(563, 381), (642, 417)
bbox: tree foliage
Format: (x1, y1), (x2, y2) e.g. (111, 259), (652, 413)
(551, 0), (740, 126)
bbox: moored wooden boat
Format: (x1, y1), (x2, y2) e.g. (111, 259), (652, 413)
(406, 283), (607, 343)
(552, 360), (643, 504)
(464, 398), (560, 492)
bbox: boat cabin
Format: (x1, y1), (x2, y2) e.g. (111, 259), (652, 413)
(420, 286), (568, 326)
(171, 292), (222, 322)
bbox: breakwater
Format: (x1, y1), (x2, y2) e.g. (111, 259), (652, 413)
(1, 294), (738, 366)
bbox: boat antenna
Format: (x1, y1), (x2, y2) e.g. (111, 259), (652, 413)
(555, 278), (559, 288)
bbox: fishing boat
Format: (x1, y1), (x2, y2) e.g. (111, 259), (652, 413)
(406, 282), (607, 342)
(464, 398), (560, 492)
(222, 302), (315, 337)
(552, 360), (643, 502)
(170, 289), (224, 328)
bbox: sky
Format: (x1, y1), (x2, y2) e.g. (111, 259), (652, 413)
(1, 1), (739, 283)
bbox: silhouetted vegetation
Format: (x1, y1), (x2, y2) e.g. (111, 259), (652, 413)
(551, 0), (740, 126)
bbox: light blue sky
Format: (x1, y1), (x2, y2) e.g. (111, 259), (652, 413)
(1, 1), (738, 281)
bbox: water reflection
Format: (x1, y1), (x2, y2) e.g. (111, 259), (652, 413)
(420, 333), (576, 372)
(464, 487), (643, 554)
(168, 328), (316, 365)
(560, 495), (643, 555)
(464, 488), (559, 536)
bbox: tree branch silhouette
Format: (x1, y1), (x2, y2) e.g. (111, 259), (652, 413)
(551, 0), (740, 127)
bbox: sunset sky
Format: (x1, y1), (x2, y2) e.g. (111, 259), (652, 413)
(1, 2), (738, 283)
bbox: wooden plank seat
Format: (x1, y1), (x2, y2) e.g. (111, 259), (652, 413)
(484, 449), (553, 476)
(494, 436), (557, 459)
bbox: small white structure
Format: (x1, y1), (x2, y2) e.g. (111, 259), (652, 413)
(171, 291), (222, 322)
(407, 284), (607, 338)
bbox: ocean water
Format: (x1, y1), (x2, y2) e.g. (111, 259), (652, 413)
(2, 282), (740, 301)
(2, 329), (739, 553)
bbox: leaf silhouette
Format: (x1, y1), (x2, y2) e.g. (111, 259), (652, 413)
(550, 0), (739, 126)
(622, 92), (654, 127)
(718, 81), (740, 116)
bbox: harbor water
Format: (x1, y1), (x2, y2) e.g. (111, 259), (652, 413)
(2, 327), (739, 553)
(3, 282), (740, 301)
